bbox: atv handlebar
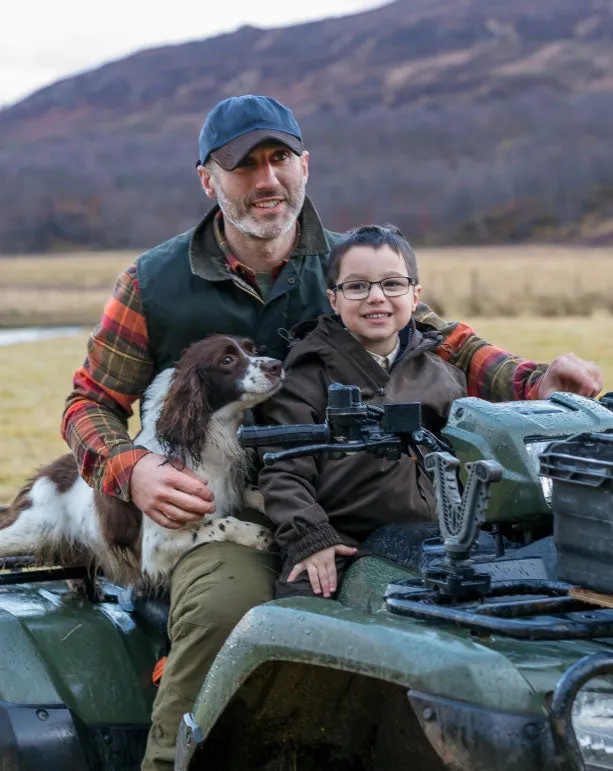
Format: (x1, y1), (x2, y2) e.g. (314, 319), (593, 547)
(239, 383), (449, 466)
(238, 424), (330, 447)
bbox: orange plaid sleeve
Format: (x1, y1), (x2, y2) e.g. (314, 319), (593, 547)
(61, 264), (155, 499)
(414, 304), (547, 401)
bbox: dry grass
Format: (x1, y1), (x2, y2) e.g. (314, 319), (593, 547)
(0, 333), (140, 503)
(0, 251), (134, 327)
(417, 245), (613, 318)
(1, 316), (612, 504)
(2, 245), (613, 326)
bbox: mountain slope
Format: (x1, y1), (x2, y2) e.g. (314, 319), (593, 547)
(1, 0), (612, 251)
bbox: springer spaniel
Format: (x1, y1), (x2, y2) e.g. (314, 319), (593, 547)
(0, 335), (283, 588)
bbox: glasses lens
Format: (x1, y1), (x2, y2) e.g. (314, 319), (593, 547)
(381, 277), (410, 296)
(342, 281), (370, 299)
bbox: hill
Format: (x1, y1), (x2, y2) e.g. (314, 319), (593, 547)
(1, 0), (612, 251)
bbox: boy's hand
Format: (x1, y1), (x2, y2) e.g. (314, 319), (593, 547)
(287, 544), (358, 598)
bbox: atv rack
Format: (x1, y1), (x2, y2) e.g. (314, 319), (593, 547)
(384, 578), (613, 641)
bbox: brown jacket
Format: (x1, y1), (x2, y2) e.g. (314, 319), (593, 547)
(258, 315), (467, 565)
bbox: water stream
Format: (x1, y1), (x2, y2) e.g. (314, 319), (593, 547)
(0, 327), (83, 347)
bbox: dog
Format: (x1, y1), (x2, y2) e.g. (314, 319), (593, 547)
(0, 335), (283, 589)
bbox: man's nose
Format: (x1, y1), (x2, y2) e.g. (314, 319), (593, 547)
(254, 161), (279, 189)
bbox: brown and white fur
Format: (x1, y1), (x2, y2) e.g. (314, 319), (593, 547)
(0, 335), (283, 589)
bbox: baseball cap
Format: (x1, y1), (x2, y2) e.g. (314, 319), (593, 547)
(197, 95), (304, 171)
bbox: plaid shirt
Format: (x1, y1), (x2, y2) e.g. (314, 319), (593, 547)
(62, 226), (546, 500)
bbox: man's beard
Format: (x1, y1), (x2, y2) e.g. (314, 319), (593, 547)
(213, 174), (307, 240)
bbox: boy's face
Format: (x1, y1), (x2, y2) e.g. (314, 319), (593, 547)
(327, 245), (421, 356)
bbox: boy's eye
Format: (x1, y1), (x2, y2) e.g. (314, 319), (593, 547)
(345, 281), (369, 292)
(382, 279), (403, 288)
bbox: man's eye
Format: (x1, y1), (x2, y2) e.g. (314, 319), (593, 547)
(236, 158), (255, 168)
(273, 151), (290, 162)
(222, 355), (235, 365)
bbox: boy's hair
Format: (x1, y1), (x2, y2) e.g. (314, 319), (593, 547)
(326, 224), (419, 289)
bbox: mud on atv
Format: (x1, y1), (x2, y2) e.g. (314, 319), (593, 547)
(3, 387), (613, 770)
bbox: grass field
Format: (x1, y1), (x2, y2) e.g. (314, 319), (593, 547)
(2, 245), (613, 326)
(1, 316), (612, 504)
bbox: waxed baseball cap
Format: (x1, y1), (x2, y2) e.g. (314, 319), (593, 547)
(197, 95), (304, 171)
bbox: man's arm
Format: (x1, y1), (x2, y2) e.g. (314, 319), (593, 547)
(61, 265), (155, 499)
(414, 303), (547, 401)
(62, 265), (217, 527)
(415, 303), (603, 401)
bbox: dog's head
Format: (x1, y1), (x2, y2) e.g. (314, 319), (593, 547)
(155, 335), (284, 465)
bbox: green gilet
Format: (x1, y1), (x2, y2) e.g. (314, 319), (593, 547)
(136, 198), (341, 373)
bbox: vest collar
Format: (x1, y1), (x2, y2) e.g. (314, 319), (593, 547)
(188, 196), (330, 282)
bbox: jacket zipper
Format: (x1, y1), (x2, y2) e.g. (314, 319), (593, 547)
(231, 275), (265, 305)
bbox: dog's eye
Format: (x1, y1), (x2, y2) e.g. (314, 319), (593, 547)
(221, 355), (235, 366)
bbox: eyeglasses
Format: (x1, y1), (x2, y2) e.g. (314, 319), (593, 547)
(333, 276), (416, 300)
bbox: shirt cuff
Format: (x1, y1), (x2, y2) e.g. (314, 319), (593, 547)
(101, 447), (152, 500)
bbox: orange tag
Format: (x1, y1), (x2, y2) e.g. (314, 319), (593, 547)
(152, 656), (168, 686)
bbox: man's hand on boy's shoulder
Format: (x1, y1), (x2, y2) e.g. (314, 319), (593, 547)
(537, 353), (603, 399)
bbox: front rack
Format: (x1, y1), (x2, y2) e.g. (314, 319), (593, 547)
(385, 578), (613, 641)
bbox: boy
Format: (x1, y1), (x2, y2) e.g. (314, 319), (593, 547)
(258, 224), (466, 599)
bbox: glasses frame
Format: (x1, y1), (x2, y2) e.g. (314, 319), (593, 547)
(333, 276), (417, 300)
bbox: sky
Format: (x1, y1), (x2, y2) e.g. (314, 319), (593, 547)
(0, 0), (390, 107)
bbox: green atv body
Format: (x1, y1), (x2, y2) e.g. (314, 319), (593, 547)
(0, 575), (164, 769)
(176, 392), (613, 771)
(3, 391), (613, 770)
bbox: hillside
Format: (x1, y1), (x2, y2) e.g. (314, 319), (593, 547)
(1, 0), (612, 251)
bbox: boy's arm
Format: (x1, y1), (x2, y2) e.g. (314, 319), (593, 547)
(258, 365), (345, 566)
(61, 265), (155, 500)
(413, 303), (546, 401)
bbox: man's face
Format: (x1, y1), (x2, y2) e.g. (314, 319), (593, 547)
(198, 142), (309, 240)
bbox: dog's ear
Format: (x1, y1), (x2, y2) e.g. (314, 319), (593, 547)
(155, 360), (213, 466)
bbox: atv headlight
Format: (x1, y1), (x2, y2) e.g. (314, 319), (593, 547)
(525, 440), (553, 506)
(573, 690), (613, 769)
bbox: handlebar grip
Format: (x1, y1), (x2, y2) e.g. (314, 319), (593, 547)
(238, 424), (330, 448)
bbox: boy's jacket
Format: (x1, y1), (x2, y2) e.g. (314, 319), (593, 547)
(258, 314), (467, 564)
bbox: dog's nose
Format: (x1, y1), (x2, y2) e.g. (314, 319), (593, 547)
(261, 359), (283, 377)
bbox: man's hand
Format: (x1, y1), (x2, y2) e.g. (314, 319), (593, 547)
(130, 453), (216, 530)
(287, 544), (358, 598)
(537, 353), (604, 400)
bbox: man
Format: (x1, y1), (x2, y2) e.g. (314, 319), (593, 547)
(61, 95), (603, 770)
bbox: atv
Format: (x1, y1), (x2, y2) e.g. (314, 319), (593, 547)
(174, 385), (613, 771)
(2, 388), (613, 771)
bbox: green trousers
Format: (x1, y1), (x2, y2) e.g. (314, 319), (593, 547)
(141, 541), (280, 771)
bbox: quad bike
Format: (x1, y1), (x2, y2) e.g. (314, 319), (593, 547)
(3, 388), (613, 770)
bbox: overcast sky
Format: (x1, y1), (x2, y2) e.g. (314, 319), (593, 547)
(0, 0), (390, 107)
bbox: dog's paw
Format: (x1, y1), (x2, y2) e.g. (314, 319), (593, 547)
(242, 485), (265, 513)
(227, 519), (274, 551)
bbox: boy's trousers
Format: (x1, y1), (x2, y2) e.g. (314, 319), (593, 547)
(141, 541), (280, 771)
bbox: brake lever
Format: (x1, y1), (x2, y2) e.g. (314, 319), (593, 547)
(263, 442), (368, 465)
(263, 435), (404, 465)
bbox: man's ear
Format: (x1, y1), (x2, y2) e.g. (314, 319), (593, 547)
(197, 165), (217, 200)
(300, 150), (310, 184)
